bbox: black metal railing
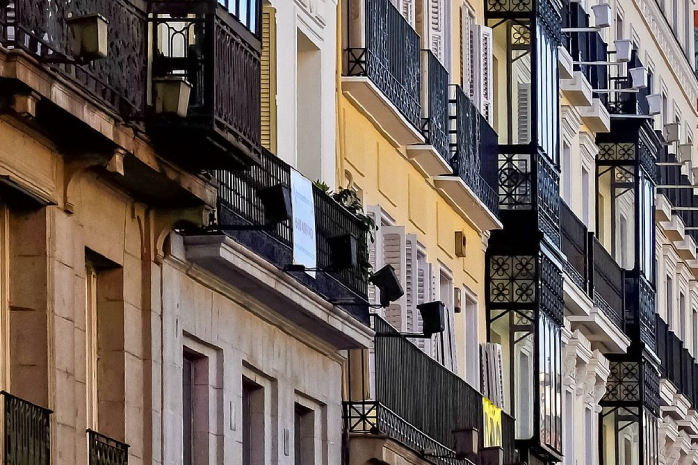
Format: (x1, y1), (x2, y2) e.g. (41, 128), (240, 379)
(344, 315), (482, 465)
(560, 202), (588, 292)
(501, 412), (517, 465)
(2, 392), (51, 465)
(0, 0), (147, 116)
(656, 314), (698, 410)
(215, 148), (369, 301)
(449, 85), (499, 216)
(607, 52), (649, 116)
(590, 237), (624, 329)
(345, 0), (421, 129)
(150, 0), (261, 160)
(88, 430), (129, 465)
(421, 50), (449, 163)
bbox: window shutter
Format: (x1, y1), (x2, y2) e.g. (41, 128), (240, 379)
(416, 256), (432, 355)
(461, 7), (474, 99)
(429, 0), (444, 62)
(482, 342), (505, 407)
(366, 206), (385, 306)
(478, 25), (494, 124)
(382, 226), (407, 331)
(261, 6), (277, 152)
(517, 83), (531, 144)
(392, 0), (416, 26)
(406, 234), (418, 333)
(441, 293), (457, 373)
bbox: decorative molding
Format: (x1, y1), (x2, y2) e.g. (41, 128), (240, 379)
(632, 0), (698, 110)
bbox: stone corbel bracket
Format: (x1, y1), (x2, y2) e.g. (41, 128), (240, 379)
(63, 148), (127, 214)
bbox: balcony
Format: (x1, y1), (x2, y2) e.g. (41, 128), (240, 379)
(406, 50), (451, 177)
(433, 85), (501, 231)
(2, 391), (51, 465)
(148, 0), (262, 170)
(0, 0), (147, 116)
(88, 430), (129, 465)
(560, 203), (629, 352)
(607, 53), (650, 116)
(343, 0), (423, 146)
(185, 148), (371, 348)
(344, 316), (483, 465)
(656, 316), (698, 420)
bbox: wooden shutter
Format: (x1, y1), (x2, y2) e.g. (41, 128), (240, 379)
(461, 6), (474, 98)
(261, 6), (277, 152)
(478, 25), (494, 124)
(405, 234), (419, 334)
(382, 226), (407, 331)
(517, 83), (531, 144)
(416, 255), (432, 355)
(429, 0), (444, 62)
(482, 343), (505, 407)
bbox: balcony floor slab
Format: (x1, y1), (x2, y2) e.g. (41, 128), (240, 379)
(342, 76), (425, 147)
(406, 145), (452, 178)
(433, 176), (502, 232)
(567, 306), (630, 354)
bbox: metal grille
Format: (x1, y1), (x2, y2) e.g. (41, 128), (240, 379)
(345, 0), (421, 129)
(3, 392), (51, 465)
(0, 0), (146, 115)
(559, 202), (587, 292)
(422, 50), (449, 163)
(150, 1), (262, 158)
(536, 152), (561, 246)
(498, 151), (533, 210)
(591, 237), (623, 329)
(88, 430), (129, 465)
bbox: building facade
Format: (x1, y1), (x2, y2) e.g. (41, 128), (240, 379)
(1, 0), (698, 465)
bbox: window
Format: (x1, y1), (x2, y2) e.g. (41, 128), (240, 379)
(667, 275), (674, 327)
(294, 404), (315, 465)
(437, 269), (456, 372)
(562, 142), (571, 203)
(183, 349), (209, 465)
(218, 0), (259, 34)
(582, 167), (590, 227)
(296, 30), (322, 182)
(242, 378), (264, 465)
(662, 92), (669, 128)
(693, 308), (698, 355)
(464, 290), (479, 387)
(616, 14), (624, 40)
(86, 264), (98, 430)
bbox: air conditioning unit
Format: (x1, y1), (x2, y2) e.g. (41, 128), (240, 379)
(665, 122), (681, 143)
(629, 67), (648, 89)
(646, 94), (662, 116)
(678, 143), (693, 163)
(591, 3), (612, 28)
(614, 39), (633, 63)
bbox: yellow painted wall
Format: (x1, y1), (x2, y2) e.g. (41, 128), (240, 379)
(337, 97), (489, 378)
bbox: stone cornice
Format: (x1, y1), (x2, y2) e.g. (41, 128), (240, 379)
(632, 0), (698, 113)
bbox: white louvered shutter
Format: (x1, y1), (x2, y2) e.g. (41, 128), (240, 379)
(481, 343), (505, 407)
(393, 0), (416, 26)
(405, 234), (418, 334)
(429, 0), (445, 63)
(382, 226), (407, 331)
(461, 7), (475, 99)
(442, 287), (457, 373)
(477, 25), (494, 124)
(517, 83), (531, 144)
(366, 206), (385, 307)
(416, 256), (432, 355)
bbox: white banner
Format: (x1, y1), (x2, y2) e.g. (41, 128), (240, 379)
(291, 169), (317, 277)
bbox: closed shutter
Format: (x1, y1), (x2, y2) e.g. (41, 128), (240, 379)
(261, 6), (277, 152)
(441, 294), (457, 373)
(429, 0), (444, 63)
(461, 7), (475, 99)
(478, 25), (494, 124)
(482, 343), (505, 407)
(392, 0), (416, 26)
(382, 226), (407, 331)
(517, 83), (531, 144)
(416, 255), (432, 355)
(406, 234), (418, 333)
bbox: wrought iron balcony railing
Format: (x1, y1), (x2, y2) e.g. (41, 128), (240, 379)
(421, 50), (449, 163)
(344, 315), (482, 465)
(88, 430), (129, 465)
(607, 52), (650, 116)
(149, 0), (262, 168)
(2, 391), (51, 465)
(449, 85), (500, 216)
(656, 315), (698, 411)
(657, 148), (698, 242)
(590, 236), (624, 329)
(559, 201), (588, 293)
(215, 148), (370, 311)
(345, 0), (421, 129)
(563, 3), (608, 100)
(0, 0), (147, 116)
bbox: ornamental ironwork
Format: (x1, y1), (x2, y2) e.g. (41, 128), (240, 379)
(498, 152), (533, 209)
(540, 253), (563, 324)
(537, 153), (561, 246)
(604, 361), (641, 403)
(486, 0), (533, 14)
(422, 51), (449, 164)
(0, 0), (147, 115)
(489, 255), (536, 305)
(598, 143), (635, 162)
(638, 277), (656, 350)
(3, 392), (51, 465)
(88, 430), (129, 465)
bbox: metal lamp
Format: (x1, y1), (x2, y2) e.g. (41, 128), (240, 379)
(327, 234), (358, 270)
(417, 301), (445, 336)
(369, 265), (404, 308)
(646, 94), (662, 116)
(665, 122), (681, 143)
(614, 39), (633, 63)
(454, 428), (479, 461)
(591, 3), (612, 28)
(629, 67), (648, 89)
(153, 76), (192, 118)
(66, 14), (109, 60)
